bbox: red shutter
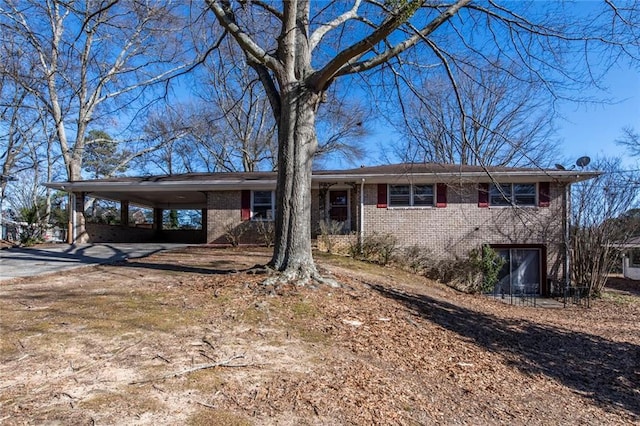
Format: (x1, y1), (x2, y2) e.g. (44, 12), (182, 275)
(436, 183), (447, 208)
(539, 182), (551, 207)
(377, 184), (388, 208)
(478, 183), (489, 208)
(241, 190), (251, 221)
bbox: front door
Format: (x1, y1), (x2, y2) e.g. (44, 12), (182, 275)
(328, 190), (350, 231)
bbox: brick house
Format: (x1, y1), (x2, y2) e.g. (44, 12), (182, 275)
(46, 163), (599, 295)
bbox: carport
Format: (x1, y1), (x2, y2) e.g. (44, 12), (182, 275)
(45, 172), (277, 245)
(45, 176), (210, 244)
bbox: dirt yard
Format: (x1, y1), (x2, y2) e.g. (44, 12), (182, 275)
(1, 247), (638, 425)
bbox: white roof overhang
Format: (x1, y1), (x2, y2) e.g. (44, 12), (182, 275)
(44, 170), (601, 209)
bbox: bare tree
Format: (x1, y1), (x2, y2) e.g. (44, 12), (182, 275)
(616, 127), (640, 157)
(203, 1), (639, 284)
(0, 34), (60, 237)
(135, 37), (368, 175)
(314, 83), (368, 169)
(394, 64), (558, 167)
(198, 41), (279, 172)
(571, 158), (640, 296)
(0, 0), (199, 181)
(172, 39), (368, 173)
(0, 33), (38, 191)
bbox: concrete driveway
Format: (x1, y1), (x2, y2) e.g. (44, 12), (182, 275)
(0, 243), (188, 281)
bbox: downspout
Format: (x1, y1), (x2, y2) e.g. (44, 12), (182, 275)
(71, 193), (77, 244)
(564, 182), (571, 291)
(360, 178), (365, 253)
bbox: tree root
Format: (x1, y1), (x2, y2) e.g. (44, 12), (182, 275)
(258, 265), (341, 289)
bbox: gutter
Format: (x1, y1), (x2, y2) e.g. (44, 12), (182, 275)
(360, 178), (365, 251)
(44, 169), (603, 193)
(564, 183), (571, 291)
(44, 180), (279, 192)
(312, 170), (602, 184)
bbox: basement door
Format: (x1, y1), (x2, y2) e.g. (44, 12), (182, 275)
(494, 248), (541, 296)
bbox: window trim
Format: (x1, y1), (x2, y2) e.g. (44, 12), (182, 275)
(251, 190), (276, 221)
(387, 184), (435, 208)
(489, 183), (537, 207)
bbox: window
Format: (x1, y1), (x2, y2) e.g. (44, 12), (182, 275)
(252, 190), (275, 220)
(389, 184), (434, 207)
(414, 185), (434, 206)
(490, 183), (536, 206)
(389, 185), (410, 206)
(630, 249), (640, 267)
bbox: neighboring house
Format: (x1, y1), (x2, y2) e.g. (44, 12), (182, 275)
(45, 163), (600, 295)
(618, 235), (640, 280)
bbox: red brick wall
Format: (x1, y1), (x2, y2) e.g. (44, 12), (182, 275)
(362, 182), (566, 281)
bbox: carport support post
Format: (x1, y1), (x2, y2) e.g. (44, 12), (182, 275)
(153, 208), (163, 231)
(121, 201), (129, 227)
(201, 208), (208, 242)
(73, 192), (89, 244)
(67, 193), (74, 244)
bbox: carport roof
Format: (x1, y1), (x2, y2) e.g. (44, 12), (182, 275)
(44, 163), (601, 209)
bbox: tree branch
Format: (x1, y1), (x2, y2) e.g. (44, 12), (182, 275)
(309, 0), (362, 53)
(129, 354), (248, 385)
(332, 0), (471, 79)
(247, 58), (281, 121)
(239, 0), (282, 20)
(205, 0), (282, 74)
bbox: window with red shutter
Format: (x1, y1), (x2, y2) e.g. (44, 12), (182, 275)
(436, 183), (447, 208)
(478, 183), (489, 207)
(241, 190), (251, 220)
(377, 184), (388, 208)
(538, 182), (551, 207)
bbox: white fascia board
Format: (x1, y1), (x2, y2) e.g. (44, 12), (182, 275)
(312, 170), (602, 184)
(44, 169), (602, 193)
(44, 180), (278, 192)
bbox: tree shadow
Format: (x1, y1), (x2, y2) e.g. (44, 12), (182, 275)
(606, 277), (640, 297)
(1, 244), (133, 265)
(369, 283), (640, 418)
(1, 244), (268, 277)
(118, 260), (260, 275)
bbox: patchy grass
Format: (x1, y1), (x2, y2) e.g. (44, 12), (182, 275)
(80, 389), (163, 413)
(187, 409), (252, 426)
(601, 291), (638, 305)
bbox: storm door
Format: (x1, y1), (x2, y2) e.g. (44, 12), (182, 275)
(328, 189), (350, 231)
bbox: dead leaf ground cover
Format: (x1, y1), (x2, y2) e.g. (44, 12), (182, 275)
(0, 247), (638, 425)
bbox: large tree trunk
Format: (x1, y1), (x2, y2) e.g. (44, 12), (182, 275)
(269, 84), (321, 282)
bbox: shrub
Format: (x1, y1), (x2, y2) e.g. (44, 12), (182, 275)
(349, 233), (397, 265)
(255, 220), (275, 247)
(468, 245), (506, 293)
(397, 245), (432, 274)
(424, 256), (479, 290)
(318, 220), (344, 254)
(223, 221), (247, 247)
(426, 246), (505, 294)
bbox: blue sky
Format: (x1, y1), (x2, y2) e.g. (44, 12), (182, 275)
(555, 63), (640, 168)
(358, 62), (640, 170)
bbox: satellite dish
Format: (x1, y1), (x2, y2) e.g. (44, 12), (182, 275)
(576, 156), (591, 168)
(555, 164), (566, 170)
